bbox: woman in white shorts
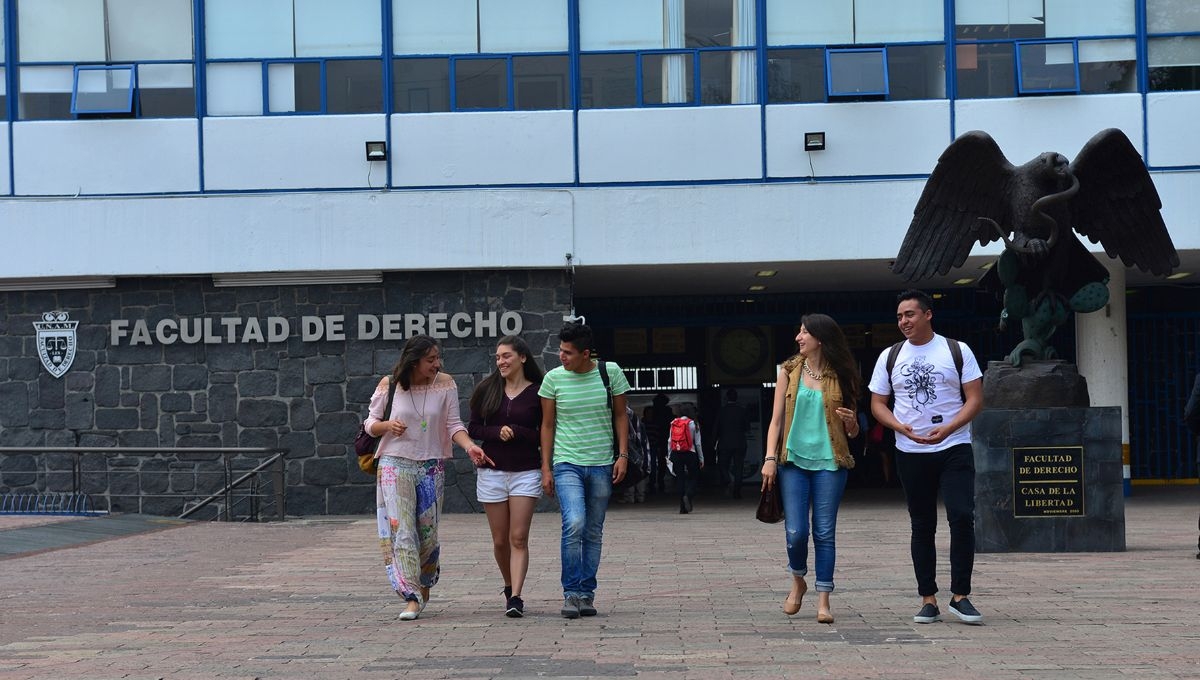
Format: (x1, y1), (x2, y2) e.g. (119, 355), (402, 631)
(467, 335), (544, 618)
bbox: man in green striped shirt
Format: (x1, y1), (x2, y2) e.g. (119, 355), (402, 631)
(540, 322), (630, 619)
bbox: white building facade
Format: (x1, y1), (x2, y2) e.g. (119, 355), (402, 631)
(0, 0), (1197, 514)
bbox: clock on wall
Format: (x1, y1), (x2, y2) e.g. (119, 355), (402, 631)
(712, 326), (770, 378)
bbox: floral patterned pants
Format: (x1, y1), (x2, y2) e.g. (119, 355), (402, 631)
(377, 456), (444, 603)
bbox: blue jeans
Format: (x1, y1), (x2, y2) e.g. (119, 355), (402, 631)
(553, 462), (613, 599)
(779, 463), (848, 593)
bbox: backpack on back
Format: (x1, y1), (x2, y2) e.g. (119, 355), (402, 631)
(669, 417), (694, 452)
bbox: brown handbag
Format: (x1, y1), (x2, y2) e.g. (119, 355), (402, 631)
(756, 479), (784, 524)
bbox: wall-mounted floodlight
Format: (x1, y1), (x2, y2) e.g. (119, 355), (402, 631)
(365, 141), (388, 161)
(804, 132), (826, 151)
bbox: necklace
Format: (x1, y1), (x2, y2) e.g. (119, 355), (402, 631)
(410, 381), (432, 432)
(802, 359), (824, 381)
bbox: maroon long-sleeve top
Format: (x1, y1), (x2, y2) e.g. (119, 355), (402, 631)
(467, 384), (542, 472)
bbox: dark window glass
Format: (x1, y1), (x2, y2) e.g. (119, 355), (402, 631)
(327, 59), (382, 113)
(455, 58), (507, 109)
(393, 58), (450, 113)
(686, 0), (733, 47)
(699, 50), (732, 104)
(767, 48), (825, 103)
(828, 50), (887, 96)
(1079, 58), (1136, 93)
(291, 61), (323, 112)
(955, 42), (1016, 98)
(19, 93), (72, 120)
(579, 53), (636, 108)
(139, 88), (195, 117)
(513, 55), (569, 110)
(1018, 43), (1077, 92)
(642, 53), (693, 104)
(956, 23), (1045, 41)
(887, 44), (945, 100)
(1150, 65), (1200, 91)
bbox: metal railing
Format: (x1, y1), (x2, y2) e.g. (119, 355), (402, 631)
(0, 447), (287, 521)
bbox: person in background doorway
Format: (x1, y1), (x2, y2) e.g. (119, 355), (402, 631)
(467, 335), (544, 618)
(761, 314), (860, 624)
(540, 321), (631, 619)
(668, 406), (703, 514)
(869, 289), (985, 625)
(646, 394), (673, 494)
(617, 408), (651, 504)
(714, 388), (751, 498)
(366, 335), (485, 621)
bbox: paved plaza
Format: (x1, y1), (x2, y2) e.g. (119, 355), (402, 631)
(1, 487), (1197, 680)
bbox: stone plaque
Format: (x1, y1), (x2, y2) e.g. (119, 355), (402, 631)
(1013, 445), (1084, 518)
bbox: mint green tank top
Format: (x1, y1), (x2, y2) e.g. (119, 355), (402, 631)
(785, 383), (837, 471)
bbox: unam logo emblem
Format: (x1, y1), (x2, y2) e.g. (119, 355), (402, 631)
(34, 311), (78, 378)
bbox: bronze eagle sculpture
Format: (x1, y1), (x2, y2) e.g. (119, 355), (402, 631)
(893, 128), (1179, 366)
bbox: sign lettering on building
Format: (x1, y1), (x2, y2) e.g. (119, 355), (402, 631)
(109, 312), (523, 346)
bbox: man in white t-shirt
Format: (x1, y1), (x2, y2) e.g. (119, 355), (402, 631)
(869, 289), (985, 625)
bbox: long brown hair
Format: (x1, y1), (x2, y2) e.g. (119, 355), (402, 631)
(800, 313), (861, 407)
(469, 335), (544, 419)
(391, 335), (440, 390)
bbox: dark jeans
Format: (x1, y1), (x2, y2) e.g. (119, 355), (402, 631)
(717, 445), (747, 491)
(671, 451), (701, 500)
(895, 443), (976, 597)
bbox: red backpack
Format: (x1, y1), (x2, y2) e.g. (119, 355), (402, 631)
(669, 417), (694, 452)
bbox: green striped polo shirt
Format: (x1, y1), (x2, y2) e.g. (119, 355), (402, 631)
(538, 361), (631, 466)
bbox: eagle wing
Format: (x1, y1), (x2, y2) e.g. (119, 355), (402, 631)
(893, 131), (1014, 282)
(1069, 128), (1179, 276)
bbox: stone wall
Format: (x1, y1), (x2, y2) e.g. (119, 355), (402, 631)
(0, 270), (571, 516)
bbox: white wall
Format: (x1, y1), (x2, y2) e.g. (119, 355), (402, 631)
(0, 189), (575, 278)
(0, 175), (1194, 280)
(578, 106), (762, 183)
(766, 100), (951, 177)
(12, 119), (200, 195)
(203, 114), (387, 190)
(954, 94), (1144, 162)
(1146, 92), (1200, 168)
(391, 111), (574, 186)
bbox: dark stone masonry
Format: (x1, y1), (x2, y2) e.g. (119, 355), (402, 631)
(0, 270), (572, 516)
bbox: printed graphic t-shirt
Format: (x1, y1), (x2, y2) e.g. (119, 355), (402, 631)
(867, 334), (982, 454)
(539, 361), (631, 466)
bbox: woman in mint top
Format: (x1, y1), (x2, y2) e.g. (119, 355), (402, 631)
(761, 314), (862, 624)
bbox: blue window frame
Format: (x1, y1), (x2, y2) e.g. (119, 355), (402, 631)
(826, 48), (889, 97)
(393, 53), (570, 113)
(71, 65), (137, 115)
(1016, 40), (1081, 94)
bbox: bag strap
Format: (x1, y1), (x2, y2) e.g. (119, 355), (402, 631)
(597, 359), (613, 413)
(375, 377), (398, 421)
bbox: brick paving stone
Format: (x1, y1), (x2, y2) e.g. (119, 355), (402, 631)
(0, 487), (1198, 679)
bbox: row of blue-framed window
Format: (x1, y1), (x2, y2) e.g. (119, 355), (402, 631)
(5, 0), (1200, 120)
(18, 37), (1190, 120)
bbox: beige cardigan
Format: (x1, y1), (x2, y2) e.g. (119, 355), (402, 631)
(773, 355), (855, 470)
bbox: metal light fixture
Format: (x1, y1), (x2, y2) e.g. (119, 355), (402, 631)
(804, 132), (826, 151)
(212, 270), (383, 288)
(0, 276), (116, 291)
(365, 141), (388, 161)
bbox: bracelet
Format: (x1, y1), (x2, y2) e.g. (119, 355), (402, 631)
(617, 453), (629, 459)
(763, 458), (777, 463)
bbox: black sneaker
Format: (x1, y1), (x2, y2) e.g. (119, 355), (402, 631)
(578, 596), (597, 617)
(948, 597), (983, 624)
(913, 603), (941, 624)
(505, 595), (524, 618)
(560, 595), (580, 619)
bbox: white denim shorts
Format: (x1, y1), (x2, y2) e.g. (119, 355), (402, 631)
(476, 468), (543, 503)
